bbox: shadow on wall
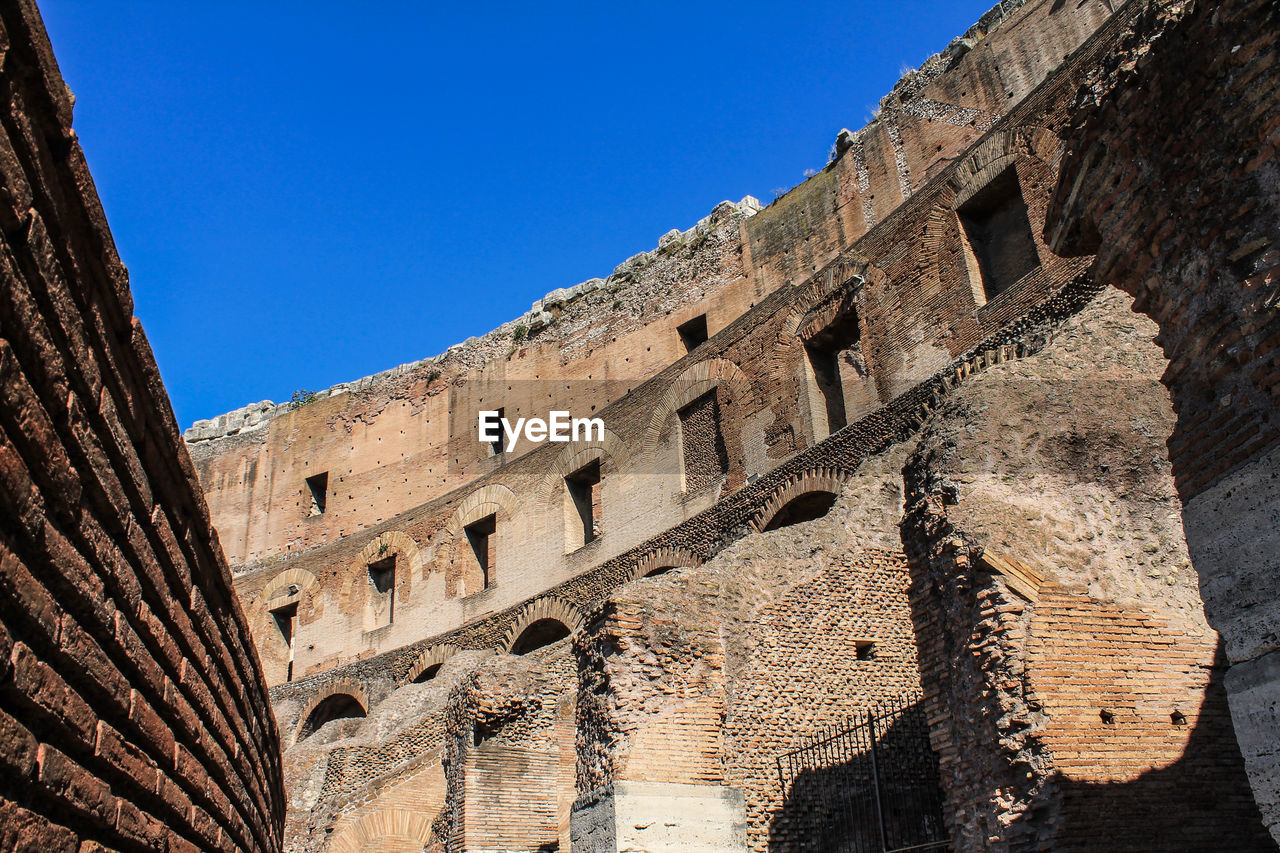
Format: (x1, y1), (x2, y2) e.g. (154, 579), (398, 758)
(771, 644), (1274, 853)
(770, 698), (948, 853)
(1022, 641), (1275, 853)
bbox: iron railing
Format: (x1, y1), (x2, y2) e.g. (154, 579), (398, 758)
(776, 692), (949, 853)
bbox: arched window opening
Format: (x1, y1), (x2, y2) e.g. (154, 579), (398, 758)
(762, 491), (838, 531)
(565, 459), (603, 551)
(805, 310), (862, 439)
(413, 663), (443, 684)
(510, 619), (571, 655)
(644, 565), (678, 578)
(270, 601), (298, 682)
(298, 693), (366, 741)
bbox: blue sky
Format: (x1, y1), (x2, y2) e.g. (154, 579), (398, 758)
(38, 1), (997, 428)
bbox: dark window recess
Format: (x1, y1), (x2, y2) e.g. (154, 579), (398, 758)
(271, 602), (298, 682)
(368, 555), (395, 625)
(485, 408), (505, 456)
(305, 472), (328, 515)
(465, 514), (497, 589)
(677, 315), (709, 353)
(298, 694), (365, 741)
(805, 310), (860, 437)
(957, 167), (1040, 301)
(566, 460), (602, 548)
(679, 390), (729, 492)
(855, 640), (877, 661)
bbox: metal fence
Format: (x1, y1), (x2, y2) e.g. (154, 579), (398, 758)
(776, 693), (949, 853)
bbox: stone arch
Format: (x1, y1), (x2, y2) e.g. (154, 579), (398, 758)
(338, 530), (424, 628)
(499, 597), (584, 654)
(294, 678), (369, 744)
(640, 357), (758, 456)
(327, 808), (436, 853)
(434, 483), (521, 599)
(260, 567), (319, 606)
(402, 643), (460, 686)
(626, 546), (703, 581)
(751, 468), (850, 532)
(531, 426), (631, 505)
(783, 255), (886, 339)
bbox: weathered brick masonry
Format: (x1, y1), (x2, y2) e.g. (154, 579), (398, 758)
(0, 2), (284, 851)
(1048, 0), (1280, 839)
(168, 0), (1280, 850)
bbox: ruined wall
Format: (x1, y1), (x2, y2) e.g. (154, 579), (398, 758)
(149, 0), (1280, 849)
(223, 0), (1127, 692)
(572, 447), (924, 852)
(186, 0), (1120, 575)
(900, 287), (1270, 850)
(740, 0), (1118, 297)
(1047, 0), (1280, 838)
(0, 2), (284, 850)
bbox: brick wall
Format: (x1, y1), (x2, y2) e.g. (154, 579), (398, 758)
(0, 2), (283, 850)
(900, 286), (1270, 850)
(1047, 0), (1280, 839)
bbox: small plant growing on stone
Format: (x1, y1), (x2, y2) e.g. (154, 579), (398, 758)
(426, 369), (442, 384)
(612, 299), (624, 310)
(290, 389), (318, 408)
(512, 324), (527, 344)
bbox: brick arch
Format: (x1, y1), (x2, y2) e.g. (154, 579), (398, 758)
(626, 546), (703, 582)
(401, 643), (461, 686)
(261, 567), (319, 605)
(326, 808), (436, 853)
(251, 567), (323, 626)
(531, 427), (631, 504)
(783, 255), (886, 339)
(337, 530), (425, 617)
(640, 357), (758, 457)
(924, 126), (1063, 307)
(433, 483), (521, 598)
(750, 467), (851, 532)
(293, 677), (369, 746)
(947, 125), (1060, 208)
(499, 597), (585, 654)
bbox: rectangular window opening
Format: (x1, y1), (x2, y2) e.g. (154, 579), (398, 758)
(565, 460), (602, 550)
(678, 390), (729, 493)
(855, 640), (877, 661)
(368, 555), (396, 627)
(270, 602), (298, 681)
(465, 514), (497, 589)
(677, 315), (709, 354)
(805, 311), (860, 439)
(305, 472), (328, 515)
(957, 166), (1040, 304)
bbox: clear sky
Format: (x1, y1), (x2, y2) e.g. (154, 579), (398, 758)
(38, 1), (997, 429)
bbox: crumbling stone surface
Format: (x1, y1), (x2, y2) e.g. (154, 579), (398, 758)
(901, 286), (1271, 850)
(575, 460), (925, 851)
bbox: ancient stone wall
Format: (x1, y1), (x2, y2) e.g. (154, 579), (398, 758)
(222, 0), (1128, 696)
(899, 287), (1270, 850)
(1047, 0), (1280, 839)
(186, 0), (1119, 575)
(139, 0), (1280, 849)
(0, 2), (284, 850)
